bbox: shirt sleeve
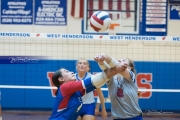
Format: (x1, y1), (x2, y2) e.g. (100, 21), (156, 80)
(106, 77), (114, 86)
(60, 81), (84, 97)
(126, 69), (136, 83)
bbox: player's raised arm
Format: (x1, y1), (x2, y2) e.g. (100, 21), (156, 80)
(51, 62), (126, 96)
(94, 53), (131, 79)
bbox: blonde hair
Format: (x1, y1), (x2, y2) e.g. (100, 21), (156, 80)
(76, 58), (91, 71)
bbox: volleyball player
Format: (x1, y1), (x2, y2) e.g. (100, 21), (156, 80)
(75, 58), (107, 120)
(48, 56), (127, 120)
(94, 53), (143, 120)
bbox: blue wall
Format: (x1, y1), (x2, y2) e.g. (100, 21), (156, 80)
(0, 60), (180, 111)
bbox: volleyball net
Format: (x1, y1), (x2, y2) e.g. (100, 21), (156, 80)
(0, 33), (180, 111)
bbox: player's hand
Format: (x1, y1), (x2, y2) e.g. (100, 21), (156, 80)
(138, 91), (142, 97)
(101, 108), (107, 119)
(116, 62), (128, 72)
(95, 107), (100, 116)
(94, 53), (106, 64)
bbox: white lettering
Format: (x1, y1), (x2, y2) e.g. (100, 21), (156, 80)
(171, 5), (180, 11)
(38, 7), (63, 12)
(146, 10), (166, 13)
(2, 9), (31, 15)
(146, 6), (166, 10)
(147, 0), (166, 2)
(8, 2), (26, 5)
(41, 1), (60, 4)
(146, 14), (166, 17)
(2, 18), (12, 23)
(146, 21), (166, 24)
(146, 18), (166, 21)
(37, 12), (55, 17)
(146, 28), (166, 32)
(146, 3), (167, 6)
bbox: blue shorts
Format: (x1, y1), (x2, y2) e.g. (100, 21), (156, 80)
(79, 103), (95, 117)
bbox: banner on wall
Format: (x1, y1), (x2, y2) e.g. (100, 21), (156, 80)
(1, 0), (33, 24)
(0, 32), (180, 42)
(170, 5), (180, 19)
(34, 0), (67, 25)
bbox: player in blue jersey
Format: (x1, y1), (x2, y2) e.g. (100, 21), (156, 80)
(75, 58), (107, 120)
(48, 55), (128, 120)
(94, 53), (143, 120)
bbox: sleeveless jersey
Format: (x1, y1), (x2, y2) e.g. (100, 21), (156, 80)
(75, 72), (95, 104)
(107, 70), (142, 119)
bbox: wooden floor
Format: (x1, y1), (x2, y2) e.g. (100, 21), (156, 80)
(1, 111), (180, 120)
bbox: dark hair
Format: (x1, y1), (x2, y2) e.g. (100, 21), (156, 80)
(52, 68), (63, 95)
(76, 58), (91, 71)
(127, 58), (136, 75)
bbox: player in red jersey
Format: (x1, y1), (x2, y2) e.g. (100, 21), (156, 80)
(48, 54), (127, 120)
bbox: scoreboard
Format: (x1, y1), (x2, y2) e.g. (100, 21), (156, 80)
(169, 0), (180, 3)
(140, 0), (168, 36)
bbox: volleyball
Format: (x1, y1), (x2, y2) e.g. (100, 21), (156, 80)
(90, 11), (111, 32)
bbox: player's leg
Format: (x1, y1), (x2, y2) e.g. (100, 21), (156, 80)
(77, 116), (82, 120)
(77, 107), (84, 120)
(82, 115), (95, 120)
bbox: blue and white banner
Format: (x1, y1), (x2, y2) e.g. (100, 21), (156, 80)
(34, 0), (67, 25)
(1, 0), (33, 24)
(170, 5), (180, 20)
(0, 32), (180, 42)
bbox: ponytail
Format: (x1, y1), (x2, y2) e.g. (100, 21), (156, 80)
(127, 58), (136, 75)
(55, 87), (59, 96)
(52, 68), (63, 96)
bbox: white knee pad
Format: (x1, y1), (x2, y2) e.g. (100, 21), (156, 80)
(108, 58), (118, 68)
(98, 61), (110, 71)
(91, 72), (109, 87)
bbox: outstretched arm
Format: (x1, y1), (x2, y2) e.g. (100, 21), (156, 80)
(94, 53), (131, 79)
(94, 53), (119, 69)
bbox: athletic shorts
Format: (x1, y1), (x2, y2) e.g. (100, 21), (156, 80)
(113, 113), (143, 120)
(79, 103), (95, 117)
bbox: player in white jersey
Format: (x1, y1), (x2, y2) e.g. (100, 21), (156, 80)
(75, 58), (107, 120)
(94, 54), (143, 120)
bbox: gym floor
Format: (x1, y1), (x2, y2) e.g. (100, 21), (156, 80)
(1, 110), (180, 120)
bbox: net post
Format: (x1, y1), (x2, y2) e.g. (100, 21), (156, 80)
(108, 23), (120, 35)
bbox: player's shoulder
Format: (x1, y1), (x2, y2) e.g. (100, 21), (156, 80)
(61, 81), (79, 88)
(124, 69), (136, 83)
(87, 72), (92, 76)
